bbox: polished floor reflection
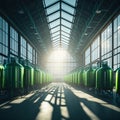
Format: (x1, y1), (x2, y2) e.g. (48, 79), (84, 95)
(0, 83), (120, 120)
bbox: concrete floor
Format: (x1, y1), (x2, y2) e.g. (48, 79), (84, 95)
(0, 83), (120, 120)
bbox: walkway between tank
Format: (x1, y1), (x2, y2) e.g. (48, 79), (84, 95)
(0, 83), (120, 120)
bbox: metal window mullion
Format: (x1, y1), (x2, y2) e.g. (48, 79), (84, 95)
(45, 1), (60, 9)
(49, 25), (60, 31)
(62, 24), (71, 30)
(61, 17), (73, 24)
(61, 33), (70, 39)
(51, 30), (60, 34)
(61, 30), (71, 35)
(48, 17), (60, 24)
(47, 9), (60, 17)
(62, 9), (75, 17)
(60, 0), (62, 47)
(62, 1), (75, 8)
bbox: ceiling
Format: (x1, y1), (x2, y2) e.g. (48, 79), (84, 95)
(43, 0), (77, 50)
(0, 0), (120, 59)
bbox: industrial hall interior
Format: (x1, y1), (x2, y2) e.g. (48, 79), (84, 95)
(0, 0), (120, 120)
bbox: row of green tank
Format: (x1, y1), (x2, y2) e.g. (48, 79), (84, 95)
(64, 62), (120, 95)
(0, 58), (52, 95)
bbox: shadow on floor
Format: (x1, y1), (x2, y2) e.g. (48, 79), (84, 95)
(0, 83), (120, 120)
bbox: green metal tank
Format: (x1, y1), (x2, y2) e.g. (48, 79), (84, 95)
(73, 73), (75, 84)
(4, 58), (24, 90)
(72, 73), (74, 84)
(34, 68), (40, 88)
(85, 67), (95, 88)
(41, 71), (45, 84)
(93, 67), (99, 89)
(39, 70), (43, 84)
(77, 70), (81, 85)
(115, 67), (120, 95)
(23, 62), (34, 90)
(75, 72), (78, 85)
(79, 68), (85, 86)
(0, 64), (4, 90)
(74, 72), (78, 84)
(76, 71), (79, 85)
(96, 62), (113, 91)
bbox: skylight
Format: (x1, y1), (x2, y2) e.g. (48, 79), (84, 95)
(61, 3), (75, 14)
(48, 11), (60, 22)
(51, 26), (60, 33)
(61, 19), (72, 28)
(44, 0), (59, 6)
(46, 3), (60, 15)
(49, 19), (60, 28)
(44, 0), (77, 49)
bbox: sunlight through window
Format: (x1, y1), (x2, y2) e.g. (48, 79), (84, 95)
(46, 48), (77, 80)
(49, 49), (67, 62)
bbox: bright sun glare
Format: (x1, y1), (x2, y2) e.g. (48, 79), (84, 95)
(46, 48), (76, 80)
(49, 49), (67, 62)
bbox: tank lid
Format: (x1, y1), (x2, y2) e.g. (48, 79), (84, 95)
(9, 57), (17, 63)
(101, 61), (108, 67)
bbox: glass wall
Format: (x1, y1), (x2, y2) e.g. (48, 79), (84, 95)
(0, 17), (8, 63)
(27, 43), (33, 63)
(84, 13), (120, 70)
(101, 23), (112, 67)
(10, 26), (18, 56)
(0, 15), (38, 65)
(20, 36), (26, 59)
(91, 36), (100, 62)
(36, 52), (37, 64)
(113, 14), (120, 70)
(32, 48), (36, 64)
(85, 47), (90, 65)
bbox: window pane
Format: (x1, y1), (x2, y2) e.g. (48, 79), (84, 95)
(62, 11), (73, 22)
(85, 47), (90, 65)
(61, 19), (72, 28)
(61, 38), (69, 43)
(20, 36), (26, 59)
(63, 0), (76, 7)
(51, 31), (60, 37)
(27, 43), (32, 63)
(10, 27), (18, 56)
(91, 36), (100, 62)
(62, 3), (75, 14)
(52, 35), (60, 40)
(45, 0), (59, 7)
(114, 18), (117, 32)
(61, 35), (69, 40)
(46, 3), (60, 15)
(61, 26), (71, 33)
(48, 11), (60, 22)
(61, 31), (70, 38)
(51, 26), (60, 33)
(49, 19), (60, 28)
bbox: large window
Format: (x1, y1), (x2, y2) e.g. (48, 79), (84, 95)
(101, 23), (112, 67)
(36, 51), (38, 64)
(0, 17), (8, 63)
(46, 49), (77, 80)
(0, 16), (38, 65)
(10, 27), (18, 56)
(114, 14), (120, 70)
(20, 36), (26, 59)
(85, 47), (90, 65)
(91, 36), (100, 62)
(32, 49), (36, 64)
(83, 14), (120, 70)
(27, 43), (32, 63)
